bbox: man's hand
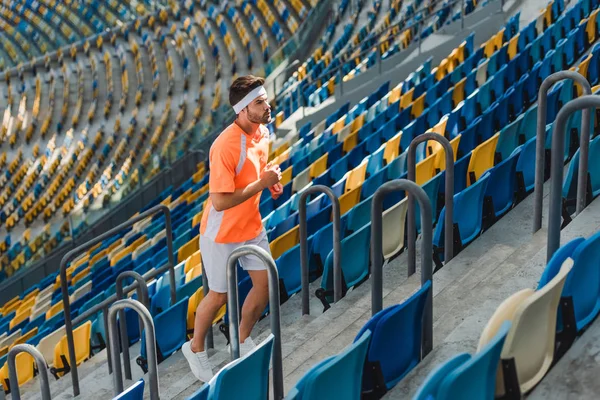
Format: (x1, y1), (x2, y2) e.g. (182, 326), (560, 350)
(260, 162), (281, 189)
(269, 182), (283, 200)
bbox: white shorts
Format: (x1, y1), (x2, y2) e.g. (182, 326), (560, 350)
(199, 229), (270, 293)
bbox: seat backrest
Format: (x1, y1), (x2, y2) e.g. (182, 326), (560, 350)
(485, 147), (520, 217)
(500, 258), (572, 394)
(301, 330), (371, 400)
(382, 197), (408, 260)
(538, 237), (584, 289)
(152, 296), (189, 358)
(37, 325), (66, 367)
(413, 353), (471, 400)
(415, 153), (436, 185)
(478, 289), (534, 396)
(345, 162), (368, 193)
(114, 379), (145, 400)
(467, 133), (499, 185)
(564, 231), (600, 331)
(339, 185), (362, 216)
(383, 132), (402, 165)
(438, 322), (511, 400)
(270, 225), (300, 260)
(455, 172), (491, 244)
(209, 335), (274, 399)
(359, 281), (431, 389)
(433, 134), (461, 172)
(515, 137), (536, 192)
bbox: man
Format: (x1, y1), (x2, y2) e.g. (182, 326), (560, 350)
(183, 75), (283, 382)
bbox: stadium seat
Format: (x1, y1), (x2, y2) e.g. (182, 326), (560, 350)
(484, 147), (521, 219)
(382, 198), (409, 260)
(356, 281), (431, 392)
(479, 258), (572, 396)
(289, 330), (371, 400)
(414, 321), (510, 400)
(467, 134), (499, 185)
(52, 321), (92, 378)
(208, 335), (274, 399)
(114, 379), (145, 400)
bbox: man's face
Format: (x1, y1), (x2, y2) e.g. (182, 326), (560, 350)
(245, 93), (272, 124)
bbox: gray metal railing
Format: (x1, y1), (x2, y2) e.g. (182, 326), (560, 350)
(407, 133), (454, 273)
(107, 299), (159, 400)
(59, 204), (175, 397)
(299, 185), (342, 314)
(7, 344), (51, 400)
(371, 179), (433, 354)
(533, 71), (591, 233)
(226, 245), (283, 400)
(547, 95), (600, 261)
(115, 271), (150, 381)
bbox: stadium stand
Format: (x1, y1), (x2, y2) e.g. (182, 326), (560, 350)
(3, 0), (600, 399)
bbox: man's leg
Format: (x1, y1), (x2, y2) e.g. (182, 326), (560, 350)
(191, 290), (227, 352)
(239, 269), (269, 342)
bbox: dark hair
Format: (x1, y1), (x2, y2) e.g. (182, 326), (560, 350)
(229, 75), (265, 107)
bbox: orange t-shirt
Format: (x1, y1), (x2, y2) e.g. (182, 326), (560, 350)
(200, 122), (269, 243)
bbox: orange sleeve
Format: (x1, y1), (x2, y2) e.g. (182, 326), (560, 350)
(208, 143), (238, 193)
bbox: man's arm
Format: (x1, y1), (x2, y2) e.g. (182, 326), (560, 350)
(210, 163), (281, 212)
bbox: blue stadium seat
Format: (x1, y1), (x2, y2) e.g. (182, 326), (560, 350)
(140, 297), (189, 366)
(356, 281), (431, 392)
(276, 237), (314, 297)
(186, 383), (209, 400)
(414, 321), (510, 400)
(485, 147), (521, 218)
(150, 285), (171, 316)
(113, 379), (144, 400)
(496, 115), (522, 162)
(208, 335), (274, 399)
(321, 223), (370, 296)
(289, 330), (371, 400)
(434, 172), (491, 257)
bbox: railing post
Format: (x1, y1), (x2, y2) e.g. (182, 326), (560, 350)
(8, 344), (51, 400)
(407, 133), (454, 274)
(226, 245), (284, 399)
(547, 95), (600, 261)
(371, 179), (433, 354)
(533, 71), (591, 233)
(108, 299), (159, 400)
(59, 204), (175, 397)
(115, 271), (150, 380)
(299, 185), (342, 315)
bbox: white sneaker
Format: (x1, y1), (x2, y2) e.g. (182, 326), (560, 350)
(229, 336), (257, 357)
(182, 341), (214, 382)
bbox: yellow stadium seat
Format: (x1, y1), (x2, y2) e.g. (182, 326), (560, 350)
(0, 351), (34, 391)
(1, 296), (19, 314)
(339, 185), (362, 215)
(400, 88), (414, 110)
(351, 114), (365, 133)
(411, 94), (426, 119)
(178, 235), (199, 264)
(467, 133), (500, 185)
(46, 302), (63, 320)
(389, 83), (402, 104)
(9, 307), (31, 331)
(332, 117), (345, 134)
(270, 226), (300, 260)
(587, 9), (599, 43)
(192, 212), (204, 228)
(309, 154), (328, 179)
(453, 78), (467, 108)
(415, 154), (437, 185)
(280, 166), (293, 187)
(345, 162), (368, 193)
(343, 130), (358, 153)
(384, 132), (402, 164)
(432, 135), (461, 171)
(576, 54), (592, 96)
(52, 321), (91, 377)
(185, 250), (202, 274)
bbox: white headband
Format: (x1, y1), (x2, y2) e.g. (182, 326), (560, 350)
(233, 85), (267, 114)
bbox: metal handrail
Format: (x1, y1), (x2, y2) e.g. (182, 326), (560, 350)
(371, 179), (433, 355)
(407, 133), (454, 273)
(299, 185), (342, 314)
(115, 271), (150, 380)
(59, 204), (176, 397)
(547, 95), (600, 261)
(533, 71), (591, 233)
(226, 245), (283, 400)
(107, 299), (159, 400)
(8, 344), (51, 400)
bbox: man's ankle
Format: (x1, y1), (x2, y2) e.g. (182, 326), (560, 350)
(190, 341), (204, 353)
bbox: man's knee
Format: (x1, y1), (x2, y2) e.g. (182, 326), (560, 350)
(203, 290), (228, 307)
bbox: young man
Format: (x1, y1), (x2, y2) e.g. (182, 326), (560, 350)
(182, 75), (283, 382)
